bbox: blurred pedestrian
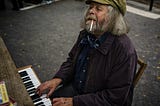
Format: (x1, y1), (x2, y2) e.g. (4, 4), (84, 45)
(36, 0), (137, 106)
(0, 0), (23, 10)
(11, 0), (23, 10)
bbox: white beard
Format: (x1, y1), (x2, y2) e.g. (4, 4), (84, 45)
(85, 19), (108, 35)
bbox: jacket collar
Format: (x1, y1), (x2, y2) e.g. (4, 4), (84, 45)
(80, 30), (116, 55)
(96, 32), (115, 55)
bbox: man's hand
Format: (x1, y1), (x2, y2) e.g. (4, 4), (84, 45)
(52, 97), (73, 106)
(36, 78), (62, 98)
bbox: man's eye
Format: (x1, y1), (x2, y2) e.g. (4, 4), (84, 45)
(97, 7), (102, 11)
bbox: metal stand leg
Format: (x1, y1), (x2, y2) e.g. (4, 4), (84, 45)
(149, 0), (154, 11)
(18, 0), (23, 8)
(11, 0), (19, 10)
(11, 0), (23, 10)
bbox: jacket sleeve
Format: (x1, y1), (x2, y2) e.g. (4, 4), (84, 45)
(73, 40), (137, 106)
(53, 31), (85, 85)
(53, 43), (77, 84)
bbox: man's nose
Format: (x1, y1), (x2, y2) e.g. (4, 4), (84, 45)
(89, 8), (95, 15)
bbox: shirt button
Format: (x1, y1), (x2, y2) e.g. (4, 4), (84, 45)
(87, 57), (89, 60)
(80, 81), (82, 83)
(83, 70), (86, 72)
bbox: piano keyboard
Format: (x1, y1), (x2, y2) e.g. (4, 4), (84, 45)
(18, 67), (52, 106)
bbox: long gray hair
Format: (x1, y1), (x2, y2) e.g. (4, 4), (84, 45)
(81, 6), (129, 36)
(107, 6), (129, 35)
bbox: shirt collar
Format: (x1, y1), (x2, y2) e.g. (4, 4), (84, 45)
(79, 31), (108, 48)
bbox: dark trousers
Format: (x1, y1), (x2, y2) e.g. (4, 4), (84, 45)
(11, 0), (23, 10)
(50, 84), (78, 99)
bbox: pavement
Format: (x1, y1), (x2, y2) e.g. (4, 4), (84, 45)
(0, 0), (160, 105)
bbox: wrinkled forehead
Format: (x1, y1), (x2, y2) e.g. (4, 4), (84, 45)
(85, 2), (109, 14)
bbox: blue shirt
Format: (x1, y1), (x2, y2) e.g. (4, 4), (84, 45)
(73, 32), (108, 94)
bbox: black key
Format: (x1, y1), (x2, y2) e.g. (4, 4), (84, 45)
(31, 94), (40, 100)
(24, 83), (33, 89)
(28, 90), (35, 95)
(28, 88), (36, 94)
(33, 97), (42, 103)
(28, 88), (36, 92)
(24, 81), (34, 89)
(22, 76), (31, 82)
(22, 76), (30, 80)
(26, 84), (34, 89)
(19, 71), (28, 77)
(24, 81), (33, 86)
(35, 102), (44, 106)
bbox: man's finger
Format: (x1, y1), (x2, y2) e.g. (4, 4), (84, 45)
(36, 84), (47, 95)
(36, 88), (41, 96)
(47, 88), (55, 98)
(52, 98), (63, 103)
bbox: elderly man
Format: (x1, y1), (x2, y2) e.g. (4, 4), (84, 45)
(36, 0), (137, 106)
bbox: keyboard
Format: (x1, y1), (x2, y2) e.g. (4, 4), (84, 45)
(18, 67), (52, 106)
